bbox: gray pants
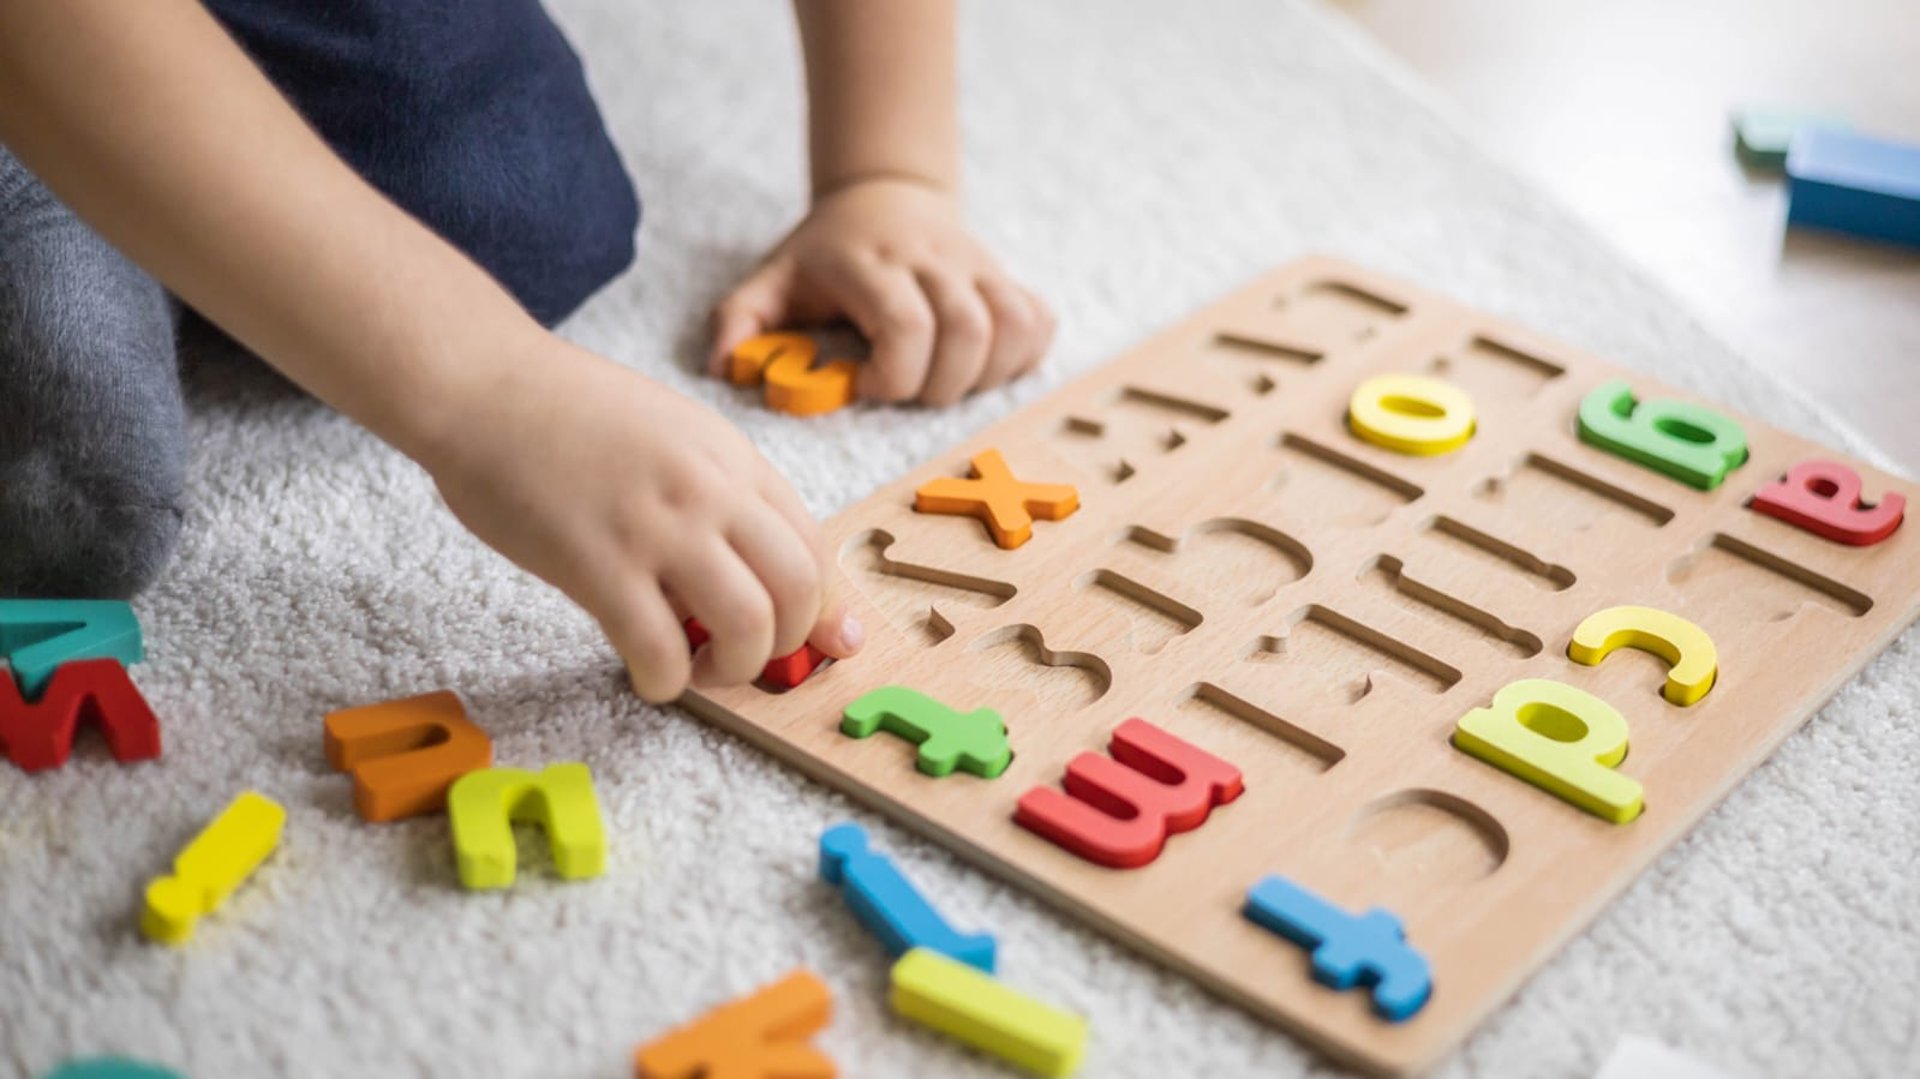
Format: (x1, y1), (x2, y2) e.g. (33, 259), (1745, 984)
(0, 147), (186, 598)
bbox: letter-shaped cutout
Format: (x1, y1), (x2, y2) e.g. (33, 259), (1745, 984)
(1242, 874), (1432, 1022)
(1014, 718), (1243, 868)
(1452, 678), (1643, 823)
(635, 969), (835, 1079)
(727, 331), (856, 417)
(1577, 379), (1748, 490)
(0, 599), (143, 697)
(1568, 605), (1718, 706)
(1751, 458), (1906, 546)
(0, 658), (160, 773)
(841, 685), (1011, 778)
(820, 822), (997, 973)
(1347, 374), (1476, 456)
(447, 764), (607, 890)
(323, 690), (492, 822)
(141, 790), (285, 946)
(914, 449), (1080, 549)
(889, 948), (1088, 1079)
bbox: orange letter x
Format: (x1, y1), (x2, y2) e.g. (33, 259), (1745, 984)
(913, 449), (1079, 549)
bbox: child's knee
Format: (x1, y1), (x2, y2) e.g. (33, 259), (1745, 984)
(0, 330), (187, 598)
(0, 460), (184, 598)
(0, 179), (188, 598)
(479, 166), (641, 327)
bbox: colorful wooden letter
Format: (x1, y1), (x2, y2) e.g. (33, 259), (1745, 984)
(0, 599), (143, 697)
(323, 690), (492, 822)
(634, 969), (835, 1079)
(1751, 458), (1906, 545)
(1577, 380), (1748, 490)
(1786, 127), (1920, 250)
(0, 658), (160, 772)
(914, 449), (1079, 550)
(1347, 374), (1476, 456)
(728, 332), (857, 417)
(448, 764), (607, 889)
(41, 1059), (184, 1079)
(819, 822), (997, 972)
(1568, 605), (1719, 706)
(1014, 718), (1242, 868)
(1453, 678), (1643, 823)
(1732, 105), (1848, 171)
(729, 331), (813, 386)
(141, 790), (285, 946)
(890, 948), (1088, 1078)
(686, 618), (828, 690)
(840, 685), (1011, 779)
(1242, 875), (1432, 1022)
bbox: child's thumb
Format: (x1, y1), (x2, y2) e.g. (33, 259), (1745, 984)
(708, 265), (792, 378)
(809, 593), (865, 660)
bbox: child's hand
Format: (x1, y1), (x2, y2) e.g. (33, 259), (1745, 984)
(427, 337), (863, 702)
(709, 178), (1055, 407)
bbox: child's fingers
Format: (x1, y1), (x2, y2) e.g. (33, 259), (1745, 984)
(708, 263), (792, 378)
(601, 584), (694, 703)
(756, 471), (832, 580)
(809, 592), (864, 659)
(1029, 286), (1059, 374)
(755, 475), (863, 658)
(727, 505), (823, 659)
(915, 267), (994, 407)
(976, 275), (1047, 390)
(835, 262), (936, 403)
(668, 544), (776, 685)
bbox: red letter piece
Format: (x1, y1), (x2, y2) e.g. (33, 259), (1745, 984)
(0, 658), (161, 772)
(684, 619), (827, 690)
(1751, 458), (1905, 545)
(1014, 718), (1243, 868)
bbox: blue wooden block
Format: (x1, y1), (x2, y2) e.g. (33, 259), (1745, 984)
(0, 600), (143, 697)
(1730, 105), (1846, 170)
(819, 822), (997, 973)
(1243, 874), (1432, 1022)
(1787, 128), (1920, 250)
(42, 1058), (183, 1079)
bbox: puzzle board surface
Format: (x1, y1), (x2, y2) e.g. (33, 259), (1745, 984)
(682, 256), (1920, 1076)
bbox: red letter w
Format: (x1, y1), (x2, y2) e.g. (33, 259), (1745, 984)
(1014, 718), (1242, 868)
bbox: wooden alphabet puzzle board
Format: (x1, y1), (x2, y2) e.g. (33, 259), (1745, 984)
(682, 256), (1920, 1076)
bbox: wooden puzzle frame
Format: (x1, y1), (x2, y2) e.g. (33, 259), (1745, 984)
(682, 256), (1920, 1076)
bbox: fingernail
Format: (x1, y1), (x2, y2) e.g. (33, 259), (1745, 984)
(840, 612), (865, 651)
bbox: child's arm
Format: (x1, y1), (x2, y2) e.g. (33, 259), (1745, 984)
(0, 0), (860, 700)
(708, 0), (1056, 407)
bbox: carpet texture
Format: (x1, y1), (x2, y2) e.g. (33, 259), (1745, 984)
(3, 2), (1915, 1077)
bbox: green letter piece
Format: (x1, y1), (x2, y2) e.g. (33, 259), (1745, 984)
(841, 686), (1011, 779)
(1577, 379), (1748, 490)
(0, 599), (143, 696)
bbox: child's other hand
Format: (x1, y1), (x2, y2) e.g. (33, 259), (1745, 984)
(426, 337), (863, 702)
(709, 178), (1055, 407)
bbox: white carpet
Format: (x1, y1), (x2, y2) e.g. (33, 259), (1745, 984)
(3, 2), (1916, 1077)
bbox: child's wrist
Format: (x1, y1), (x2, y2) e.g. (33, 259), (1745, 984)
(375, 310), (553, 476)
(811, 169), (958, 206)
